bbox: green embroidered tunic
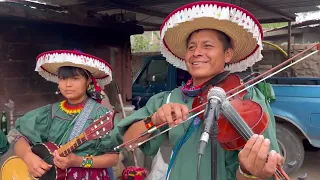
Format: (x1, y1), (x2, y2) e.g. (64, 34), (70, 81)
(0, 130), (9, 155)
(15, 99), (121, 157)
(117, 87), (280, 180)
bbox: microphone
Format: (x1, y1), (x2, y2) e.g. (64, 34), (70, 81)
(198, 87), (226, 156)
(220, 98), (254, 141)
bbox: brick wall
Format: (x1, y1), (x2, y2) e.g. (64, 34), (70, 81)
(0, 18), (132, 126)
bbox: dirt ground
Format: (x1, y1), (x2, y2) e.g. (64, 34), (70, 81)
(289, 149), (320, 180)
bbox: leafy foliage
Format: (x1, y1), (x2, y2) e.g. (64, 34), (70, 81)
(261, 22), (288, 29)
(131, 31), (160, 53)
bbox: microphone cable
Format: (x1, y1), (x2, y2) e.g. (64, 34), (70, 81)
(197, 153), (202, 180)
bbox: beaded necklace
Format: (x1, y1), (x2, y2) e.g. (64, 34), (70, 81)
(59, 99), (87, 115)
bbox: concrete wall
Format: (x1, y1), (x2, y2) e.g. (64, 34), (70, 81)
(291, 44), (320, 77)
(264, 26), (320, 45)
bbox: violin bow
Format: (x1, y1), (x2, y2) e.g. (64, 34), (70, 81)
(115, 43), (320, 151)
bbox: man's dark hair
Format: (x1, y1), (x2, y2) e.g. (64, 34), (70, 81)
(186, 29), (232, 51)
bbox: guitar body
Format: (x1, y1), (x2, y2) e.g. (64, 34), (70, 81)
(1, 155), (32, 180)
(1, 142), (67, 180)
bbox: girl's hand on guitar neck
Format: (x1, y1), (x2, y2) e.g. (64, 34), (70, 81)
(23, 151), (52, 178)
(53, 150), (82, 170)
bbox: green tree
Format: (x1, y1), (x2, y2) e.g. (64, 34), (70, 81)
(261, 22), (288, 29)
(131, 35), (151, 53)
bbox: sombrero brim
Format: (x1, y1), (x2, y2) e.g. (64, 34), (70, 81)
(35, 50), (113, 87)
(160, 2), (264, 73)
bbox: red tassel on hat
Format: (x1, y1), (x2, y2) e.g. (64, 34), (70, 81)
(92, 77), (102, 92)
(91, 77), (103, 104)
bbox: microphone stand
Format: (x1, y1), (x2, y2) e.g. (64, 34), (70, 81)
(197, 87), (226, 180)
(210, 107), (219, 180)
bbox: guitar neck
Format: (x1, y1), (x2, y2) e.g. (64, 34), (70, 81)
(57, 133), (87, 157)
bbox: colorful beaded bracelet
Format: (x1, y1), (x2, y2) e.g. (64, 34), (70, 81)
(81, 154), (93, 168)
(238, 166), (257, 179)
(144, 116), (155, 130)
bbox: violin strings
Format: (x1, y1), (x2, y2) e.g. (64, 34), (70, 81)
(224, 106), (287, 180)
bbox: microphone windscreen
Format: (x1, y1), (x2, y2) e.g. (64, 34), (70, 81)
(207, 87), (227, 102)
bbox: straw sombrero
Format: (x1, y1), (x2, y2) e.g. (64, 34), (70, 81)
(35, 50), (113, 87)
(160, 1), (263, 73)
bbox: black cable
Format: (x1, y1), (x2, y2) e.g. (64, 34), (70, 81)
(211, 130), (218, 180)
(197, 154), (202, 180)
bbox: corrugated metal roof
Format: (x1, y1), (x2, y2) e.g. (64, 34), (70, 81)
(15, 0), (320, 31)
(87, 0), (320, 31)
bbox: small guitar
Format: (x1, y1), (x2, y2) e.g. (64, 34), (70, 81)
(1, 110), (116, 180)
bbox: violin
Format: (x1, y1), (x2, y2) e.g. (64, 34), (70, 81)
(192, 74), (269, 150)
(192, 74), (289, 180)
(114, 43), (319, 180)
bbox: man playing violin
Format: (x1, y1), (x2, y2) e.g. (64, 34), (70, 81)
(117, 1), (285, 180)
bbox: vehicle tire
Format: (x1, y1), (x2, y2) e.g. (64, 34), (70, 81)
(276, 123), (305, 175)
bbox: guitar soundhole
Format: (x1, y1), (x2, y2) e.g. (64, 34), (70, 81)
(32, 144), (57, 180)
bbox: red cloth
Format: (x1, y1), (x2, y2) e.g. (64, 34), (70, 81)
(67, 167), (110, 180)
(122, 166), (148, 180)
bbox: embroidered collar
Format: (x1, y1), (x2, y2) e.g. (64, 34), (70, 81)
(59, 99), (87, 115)
(181, 71), (230, 102)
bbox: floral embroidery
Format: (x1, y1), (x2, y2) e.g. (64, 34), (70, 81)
(181, 78), (207, 103)
(73, 171), (78, 179)
(67, 168), (110, 180)
(85, 171), (89, 180)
